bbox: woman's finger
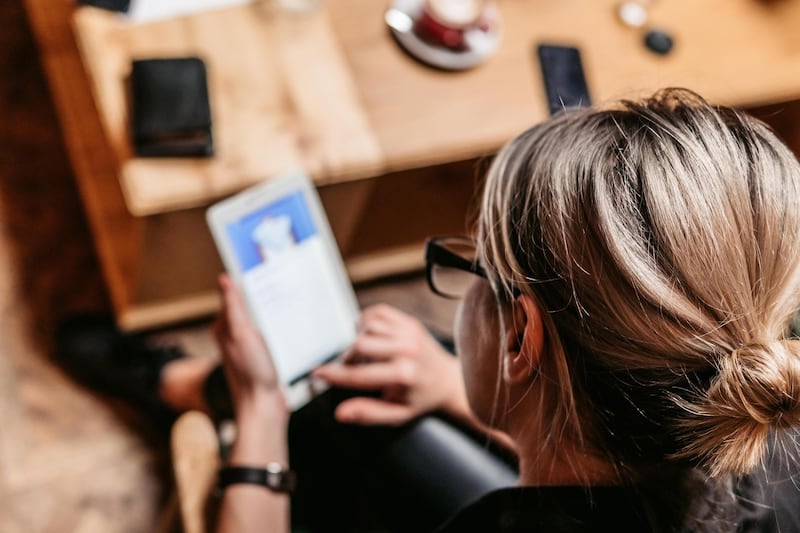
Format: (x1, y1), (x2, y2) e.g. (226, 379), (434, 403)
(312, 361), (403, 389)
(334, 397), (413, 426)
(212, 314), (227, 342)
(342, 334), (401, 362)
(358, 315), (397, 338)
(219, 274), (249, 327)
(360, 304), (408, 327)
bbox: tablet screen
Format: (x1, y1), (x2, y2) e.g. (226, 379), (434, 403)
(224, 189), (355, 383)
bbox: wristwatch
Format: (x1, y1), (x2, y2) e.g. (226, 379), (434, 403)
(218, 463), (297, 493)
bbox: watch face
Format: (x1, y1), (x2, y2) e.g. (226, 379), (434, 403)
(266, 463), (297, 493)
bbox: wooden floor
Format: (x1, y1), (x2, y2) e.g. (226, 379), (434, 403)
(0, 4), (459, 531)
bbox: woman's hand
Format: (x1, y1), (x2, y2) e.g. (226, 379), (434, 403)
(213, 274), (288, 429)
(214, 274), (289, 533)
(312, 304), (466, 426)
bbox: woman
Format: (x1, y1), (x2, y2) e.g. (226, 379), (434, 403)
(214, 89), (800, 531)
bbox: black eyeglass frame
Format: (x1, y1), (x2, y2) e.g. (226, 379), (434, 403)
(424, 237), (487, 298)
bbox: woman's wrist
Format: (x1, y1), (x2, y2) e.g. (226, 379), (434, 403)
(231, 389), (289, 465)
(236, 387), (288, 423)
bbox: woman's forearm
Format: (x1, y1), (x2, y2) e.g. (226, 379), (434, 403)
(215, 392), (290, 533)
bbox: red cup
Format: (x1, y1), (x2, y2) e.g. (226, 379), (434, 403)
(414, 0), (486, 51)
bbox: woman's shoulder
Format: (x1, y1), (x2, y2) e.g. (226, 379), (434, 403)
(436, 485), (653, 533)
(736, 434), (800, 533)
(436, 452), (800, 533)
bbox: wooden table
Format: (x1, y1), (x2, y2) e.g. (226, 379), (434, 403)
(23, 0), (800, 330)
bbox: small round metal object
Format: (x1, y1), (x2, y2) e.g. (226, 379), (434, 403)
(644, 29), (674, 55)
(617, 2), (648, 28)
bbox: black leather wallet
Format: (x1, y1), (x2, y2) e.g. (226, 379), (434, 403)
(78, 0), (131, 13)
(130, 57), (214, 158)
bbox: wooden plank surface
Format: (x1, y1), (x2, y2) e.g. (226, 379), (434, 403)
(117, 156), (479, 330)
(23, 0), (226, 330)
(73, 2), (383, 216)
(26, 0), (800, 330)
(23, 0), (142, 322)
(331, 0), (800, 170)
(75, 0), (800, 216)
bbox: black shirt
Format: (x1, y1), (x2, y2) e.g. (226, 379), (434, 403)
(438, 464), (800, 533)
(437, 486), (658, 532)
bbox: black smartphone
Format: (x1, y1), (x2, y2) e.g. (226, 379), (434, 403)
(77, 0), (131, 13)
(536, 44), (591, 116)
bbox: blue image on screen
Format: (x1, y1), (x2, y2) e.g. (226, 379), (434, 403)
(226, 190), (318, 273)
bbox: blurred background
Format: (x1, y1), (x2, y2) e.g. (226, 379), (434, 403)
(2, 0), (800, 531)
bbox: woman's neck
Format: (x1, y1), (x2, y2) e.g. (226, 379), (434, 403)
(511, 419), (625, 487)
(516, 449), (624, 487)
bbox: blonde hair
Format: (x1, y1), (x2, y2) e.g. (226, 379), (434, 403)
(479, 89), (800, 478)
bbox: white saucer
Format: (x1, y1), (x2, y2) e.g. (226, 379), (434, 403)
(385, 0), (502, 71)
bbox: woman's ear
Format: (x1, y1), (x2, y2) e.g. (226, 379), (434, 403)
(503, 294), (545, 385)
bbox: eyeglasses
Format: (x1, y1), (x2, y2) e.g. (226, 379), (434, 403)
(424, 237), (487, 299)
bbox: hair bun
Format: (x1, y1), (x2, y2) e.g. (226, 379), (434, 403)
(713, 340), (800, 425)
(677, 339), (800, 476)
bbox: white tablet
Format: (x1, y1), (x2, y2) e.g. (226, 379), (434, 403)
(206, 172), (359, 410)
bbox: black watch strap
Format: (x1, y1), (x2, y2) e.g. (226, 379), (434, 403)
(218, 464), (296, 494)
